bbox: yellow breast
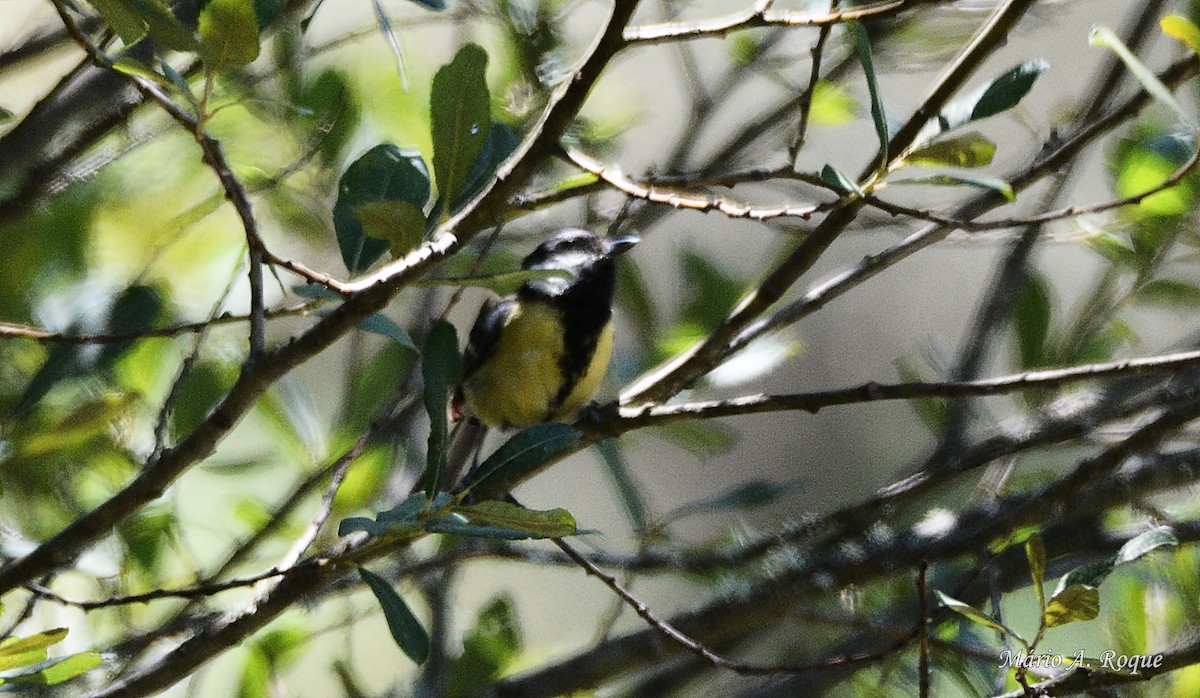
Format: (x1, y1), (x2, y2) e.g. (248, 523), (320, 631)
(462, 301), (615, 428)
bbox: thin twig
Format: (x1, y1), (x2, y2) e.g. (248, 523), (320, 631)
(623, 0), (907, 46)
(553, 536), (911, 676)
(609, 346), (1200, 428)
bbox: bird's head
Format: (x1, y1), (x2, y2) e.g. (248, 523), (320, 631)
(520, 228), (638, 298)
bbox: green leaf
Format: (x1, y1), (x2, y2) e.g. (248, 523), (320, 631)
(452, 500), (577, 538)
(460, 422), (581, 496)
(447, 595), (522, 696)
(820, 164), (864, 197)
(1091, 26), (1195, 129)
(1086, 232), (1138, 267)
(1136, 279), (1200, 309)
(357, 313), (418, 350)
(431, 43), (491, 214)
(254, 0), (286, 28)
(358, 568), (430, 664)
(927, 60), (1047, 142)
(846, 21), (887, 163)
(934, 590), (1021, 639)
(0, 629), (68, 670)
(422, 321), (462, 499)
(1162, 15), (1200, 54)
(906, 132), (996, 168)
(1044, 584), (1100, 627)
(1115, 526), (1177, 565)
(1013, 272), (1051, 369)
(158, 57), (199, 109)
(352, 200), (427, 258)
(455, 123), (520, 210)
(1027, 534), (1047, 612)
(415, 268), (570, 295)
(407, 0), (446, 9)
(97, 0), (201, 51)
(662, 480), (789, 523)
(596, 439), (649, 532)
(16, 285), (162, 418)
(808, 81), (859, 126)
(0, 105), (13, 123)
(199, 0), (261, 69)
(890, 174), (1014, 200)
(4, 651), (102, 686)
(333, 144), (431, 273)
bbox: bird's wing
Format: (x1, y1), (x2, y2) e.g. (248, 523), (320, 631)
(461, 296), (517, 381)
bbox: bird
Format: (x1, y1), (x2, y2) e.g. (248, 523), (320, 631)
(452, 228), (639, 431)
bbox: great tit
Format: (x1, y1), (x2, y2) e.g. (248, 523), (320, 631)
(452, 228), (639, 429)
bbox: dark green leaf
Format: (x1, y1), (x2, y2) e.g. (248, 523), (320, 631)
(820, 164), (864, 197)
(0, 105), (14, 123)
(199, 0), (260, 69)
(930, 60), (1047, 140)
(460, 422), (581, 496)
(333, 144), (431, 273)
(597, 438), (649, 532)
(357, 313), (418, 350)
(337, 516), (385, 536)
(1013, 272), (1051, 369)
(663, 480), (789, 522)
(454, 123), (519, 211)
(358, 568), (430, 664)
(422, 321), (462, 499)
(968, 60), (1048, 122)
(407, 0), (446, 9)
(254, 0), (286, 28)
(906, 132), (996, 168)
(846, 21), (887, 163)
(452, 500), (577, 538)
(291, 283), (343, 300)
(4, 652), (102, 686)
(1058, 558), (1114, 591)
(431, 44), (491, 215)
(157, 58), (198, 109)
(1044, 584), (1100, 627)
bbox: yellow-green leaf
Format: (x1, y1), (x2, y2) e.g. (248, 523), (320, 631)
(1162, 15), (1200, 55)
(1044, 584), (1099, 627)
(352, 200), (426, 258)
(199, 0), (261, 69)
(907, 132), (997, 168)
(454, 500), (578, 539)
(809, 81), (859, 126)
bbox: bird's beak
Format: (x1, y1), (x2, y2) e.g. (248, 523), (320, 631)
(607, 234), (640, 256)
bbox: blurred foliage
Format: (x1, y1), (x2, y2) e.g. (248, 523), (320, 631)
(3, 1), (1200, 697)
